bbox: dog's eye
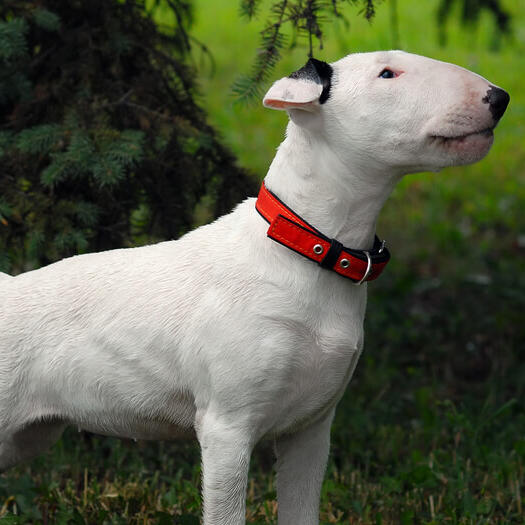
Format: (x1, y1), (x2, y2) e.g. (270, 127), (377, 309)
(379, 68), (395, 79)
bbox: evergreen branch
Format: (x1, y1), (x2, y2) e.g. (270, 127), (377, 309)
(74, 202), (101, 228)
(240, 0), (263, 20)
(364, 0), (375, 20)
(53, 230), (89, 254)
(0, 18), (28, 62)
(92, 157), (126, 187)
(31, 8), (60, 32)
(27, 230), (45, 260)
(15, 124), (63, 155)
(233, 0), (378, 102)
(165, 0), (193, 52)
(40, 154), (71, 187)
(331, 0), (339, 17)
(231, 0), (288, 103)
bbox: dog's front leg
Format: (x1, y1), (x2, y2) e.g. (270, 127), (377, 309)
(198, 411), (253, 525)
(275, 408), (335, 525)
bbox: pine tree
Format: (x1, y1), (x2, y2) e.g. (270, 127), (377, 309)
(0, 0), (256, 273)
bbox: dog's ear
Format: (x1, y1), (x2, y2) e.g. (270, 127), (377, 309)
(263, 58), (333, 111)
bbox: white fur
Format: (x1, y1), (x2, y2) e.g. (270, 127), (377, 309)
(0, 51), (506, 524)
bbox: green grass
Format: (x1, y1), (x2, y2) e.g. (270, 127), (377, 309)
(1, 1), (524, 523)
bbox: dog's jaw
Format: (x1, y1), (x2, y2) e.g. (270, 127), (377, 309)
(427, 127), (495, 166)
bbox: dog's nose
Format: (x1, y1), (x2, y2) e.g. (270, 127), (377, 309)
(483, 86), (510, 122)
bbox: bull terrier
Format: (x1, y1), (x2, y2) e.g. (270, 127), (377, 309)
(0, 51), (509, 524)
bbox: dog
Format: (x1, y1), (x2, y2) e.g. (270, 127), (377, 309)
(0, 51), (509, 524)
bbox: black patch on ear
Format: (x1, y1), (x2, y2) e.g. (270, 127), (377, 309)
(289, 58), (333, 104)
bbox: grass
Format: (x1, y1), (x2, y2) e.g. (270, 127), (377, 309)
(1, 0), (524, 523)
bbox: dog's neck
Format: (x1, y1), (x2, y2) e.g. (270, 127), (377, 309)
(264, 122), (400, 250)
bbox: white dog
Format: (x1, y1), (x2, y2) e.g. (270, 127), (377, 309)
(0, 51), (508, 524)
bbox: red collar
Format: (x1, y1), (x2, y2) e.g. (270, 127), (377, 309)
(255, 181), (390, 284)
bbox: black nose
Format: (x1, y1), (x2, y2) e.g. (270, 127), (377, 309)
(483, 86), (510, 122)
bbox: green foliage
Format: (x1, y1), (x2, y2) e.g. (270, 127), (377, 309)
(15, 124), (62, 155)
(0, 17), (31, 106)
(233, 0), (379, 102)
(437, 0), (511, 47)
(240, 0), (261, 19)
(31, 8), (61, 32)
(0, 0), (256, 273)
(233, 0), (512, 101)
(0, 17), (28, 62)
(28, 125), (146, 188)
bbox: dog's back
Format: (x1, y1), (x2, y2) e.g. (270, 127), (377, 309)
(0, 236), (208, 437)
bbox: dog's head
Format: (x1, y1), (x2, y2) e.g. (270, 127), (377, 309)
(263, 51), (509, 174)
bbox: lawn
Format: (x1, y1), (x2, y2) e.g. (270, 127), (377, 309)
(1, 0), (524, 523)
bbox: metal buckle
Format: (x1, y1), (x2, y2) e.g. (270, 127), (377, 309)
(378, 239), (386, 253)
(354, 251), (372, 286)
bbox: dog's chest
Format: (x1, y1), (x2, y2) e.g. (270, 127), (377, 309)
(256, 281), (367, 435)
(290, 327), (361, 427)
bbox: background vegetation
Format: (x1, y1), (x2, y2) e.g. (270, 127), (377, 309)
(0, 0), (256, 273)
(1, 0), (523, 523)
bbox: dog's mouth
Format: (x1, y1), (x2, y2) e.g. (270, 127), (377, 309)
(427, 125), (495, 164)
(429, 127), (494, 145)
